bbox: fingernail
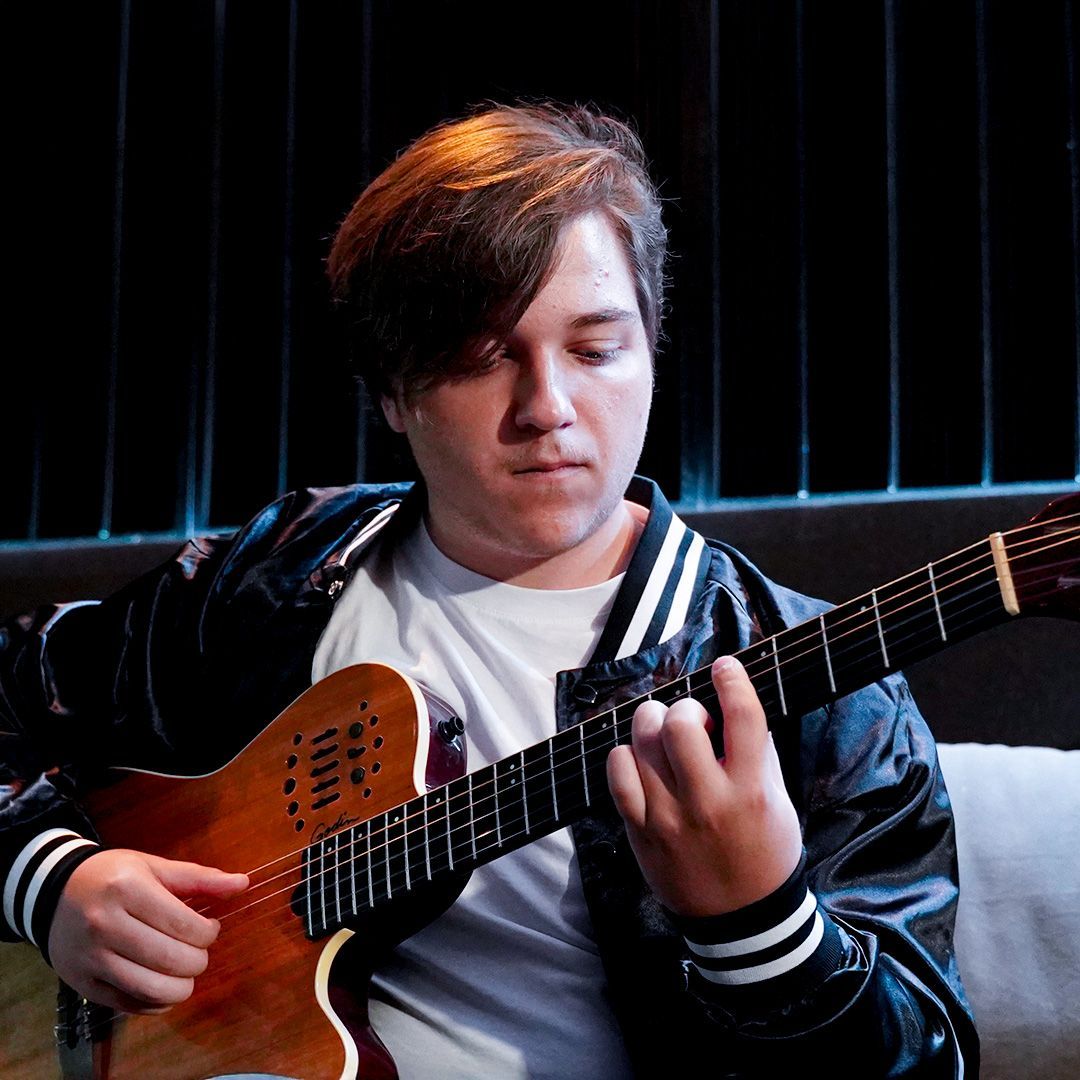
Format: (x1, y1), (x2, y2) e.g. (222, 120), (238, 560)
(713, 656), (736, 674)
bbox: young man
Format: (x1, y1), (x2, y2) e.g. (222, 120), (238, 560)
(1, 104), (976, 1076)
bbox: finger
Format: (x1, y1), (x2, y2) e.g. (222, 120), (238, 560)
(85, 976), (173, 1016)
(656, 699), (723, 798)
(91, 950), (196, 1011)
(629, 700), (678, 798)
(147, 855), (249, 901)
(124, 880), (222, 950)
(107, 910), (211, 979)
(712, 656), (769, 777)
(606, 745), (647, 828)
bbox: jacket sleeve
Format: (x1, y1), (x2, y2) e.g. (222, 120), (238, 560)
(679, 672), (979, 1078)
(0, 532), (235, 955)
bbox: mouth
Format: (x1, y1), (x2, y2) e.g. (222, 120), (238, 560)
(513, 460), (586, 475)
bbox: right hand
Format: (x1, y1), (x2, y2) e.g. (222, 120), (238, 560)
(48, 849), (249, 1014)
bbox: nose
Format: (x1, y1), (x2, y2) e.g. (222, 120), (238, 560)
(513, 355), (577, 432)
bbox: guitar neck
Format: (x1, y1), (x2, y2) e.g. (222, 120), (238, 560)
(299, 534), (1021, 939)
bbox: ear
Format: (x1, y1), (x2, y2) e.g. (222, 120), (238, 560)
(380, 392), (407, 434)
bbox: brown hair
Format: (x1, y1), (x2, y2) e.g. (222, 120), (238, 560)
(327, 102), (667, 399)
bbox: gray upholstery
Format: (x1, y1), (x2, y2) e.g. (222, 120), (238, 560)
(939, 743), (1080, 1079)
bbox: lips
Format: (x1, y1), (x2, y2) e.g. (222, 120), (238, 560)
(513, 460), (585, 474)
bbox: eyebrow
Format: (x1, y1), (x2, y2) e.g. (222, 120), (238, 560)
(568, 307), (640, 330)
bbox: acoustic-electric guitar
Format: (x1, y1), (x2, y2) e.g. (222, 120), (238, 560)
(7, 494), (1079, 1079)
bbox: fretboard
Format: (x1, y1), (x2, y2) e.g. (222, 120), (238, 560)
(300, 536), (1010, 938)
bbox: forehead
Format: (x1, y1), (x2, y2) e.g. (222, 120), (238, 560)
(521, 211), (641, 325)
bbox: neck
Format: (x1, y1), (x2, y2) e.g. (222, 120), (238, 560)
(426, 500), (646, 590)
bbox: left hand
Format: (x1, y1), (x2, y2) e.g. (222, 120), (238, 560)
(606, 655), (803, 917)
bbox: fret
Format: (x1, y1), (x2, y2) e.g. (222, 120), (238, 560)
(522, 740), (556, 834)
(304, 847), (314, 938)
(464, 769), (496, 865)
(928, 563), (947, 641)
(493, 758), (527, 852)
(331, 834), (342, 924)
(446, 775), (476, 871)
(467, 774), (478, 861)
(819, 614), (836, 693)
(772, 636), (787, 716)
(443, 775), (473, 871)
(421, 789), (450, 879)
(317, 840), (328, 935)
(348, 825), (358, 917)
(366, 815), (384, 906)
(872, 588), (890, 668)
(520, 750), (530, 835)
(548, 738), (558, 821)
(422, 793), (432, 880)
(684, 674), (692, 699)
(444, 787), (454, 872)
(579, 725), (590, 807)
(552, 727), (589, 823)
(400, 795), (427, 889)
(383, 811), (394, 900)
(493, 764), (503, 847)
(365, 821), (374, 910)
(401, 807), (413, 891)
(878, 560), (964, 673)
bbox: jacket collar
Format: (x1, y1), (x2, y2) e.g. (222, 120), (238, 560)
(334, 476), (710, 667)
(589, 477), (711, 664)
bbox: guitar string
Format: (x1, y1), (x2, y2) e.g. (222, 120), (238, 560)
(76, 529), (1075, 1035)
(76, 572), (1065, 1042)
(205, 526), (1077, 916)
(206, 538), (1078, 938)
(204, 554), (1073, 931)
(244, 511), (1078, 891)
(220, 519), (1077, 900)
(206, 548), (997, 902)
(193, 579), (1060, 957)
(259, 543), (1073, 919)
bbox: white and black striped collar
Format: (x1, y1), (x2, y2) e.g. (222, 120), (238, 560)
(590, 476), (712, 664)
(335, 477), (711, 662)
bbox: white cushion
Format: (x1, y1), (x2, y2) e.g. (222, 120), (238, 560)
(938, 742), (1080, 1080)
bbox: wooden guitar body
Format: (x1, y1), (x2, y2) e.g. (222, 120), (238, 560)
(67, 663), (467, 1080)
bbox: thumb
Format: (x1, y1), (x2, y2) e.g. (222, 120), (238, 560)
(143, 854), (249, 899)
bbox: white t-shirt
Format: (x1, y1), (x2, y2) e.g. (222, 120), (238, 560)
(311, 521), (635, 1080)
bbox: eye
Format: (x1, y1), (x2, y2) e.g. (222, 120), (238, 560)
(468, 349), (509, 377)
(575, 345), (622, 364)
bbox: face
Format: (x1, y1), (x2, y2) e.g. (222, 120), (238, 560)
(382, 211), (653, 586)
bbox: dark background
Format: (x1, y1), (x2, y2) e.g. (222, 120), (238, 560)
(2, 1), (1078, 744)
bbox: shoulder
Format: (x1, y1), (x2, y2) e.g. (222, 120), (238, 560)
(700, 535), (832, 637)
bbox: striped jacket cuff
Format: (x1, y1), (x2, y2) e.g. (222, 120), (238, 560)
(673, 854), (844, 1006)
(2, 828), (101, 965)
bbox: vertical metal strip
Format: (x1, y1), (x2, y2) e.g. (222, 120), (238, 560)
(1065, 0), (1080, 483)
(27, 418), (41, 542)
(707, 0), (722, 501)
(101, 0), (132, 539)
(975, 0), (994, 486)
(883, 0), (901, 492)
(194, 0), (227, 532)
(355, 0), (374, 483)
(278, 0), (298, 496)
(677, 0), (722, 505)
(795, 0), (810, 498)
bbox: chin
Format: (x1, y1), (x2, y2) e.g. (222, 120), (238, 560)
(510, 508), (605, 557)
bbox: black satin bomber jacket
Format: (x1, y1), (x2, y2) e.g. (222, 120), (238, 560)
(0, 481), (979, 1077)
